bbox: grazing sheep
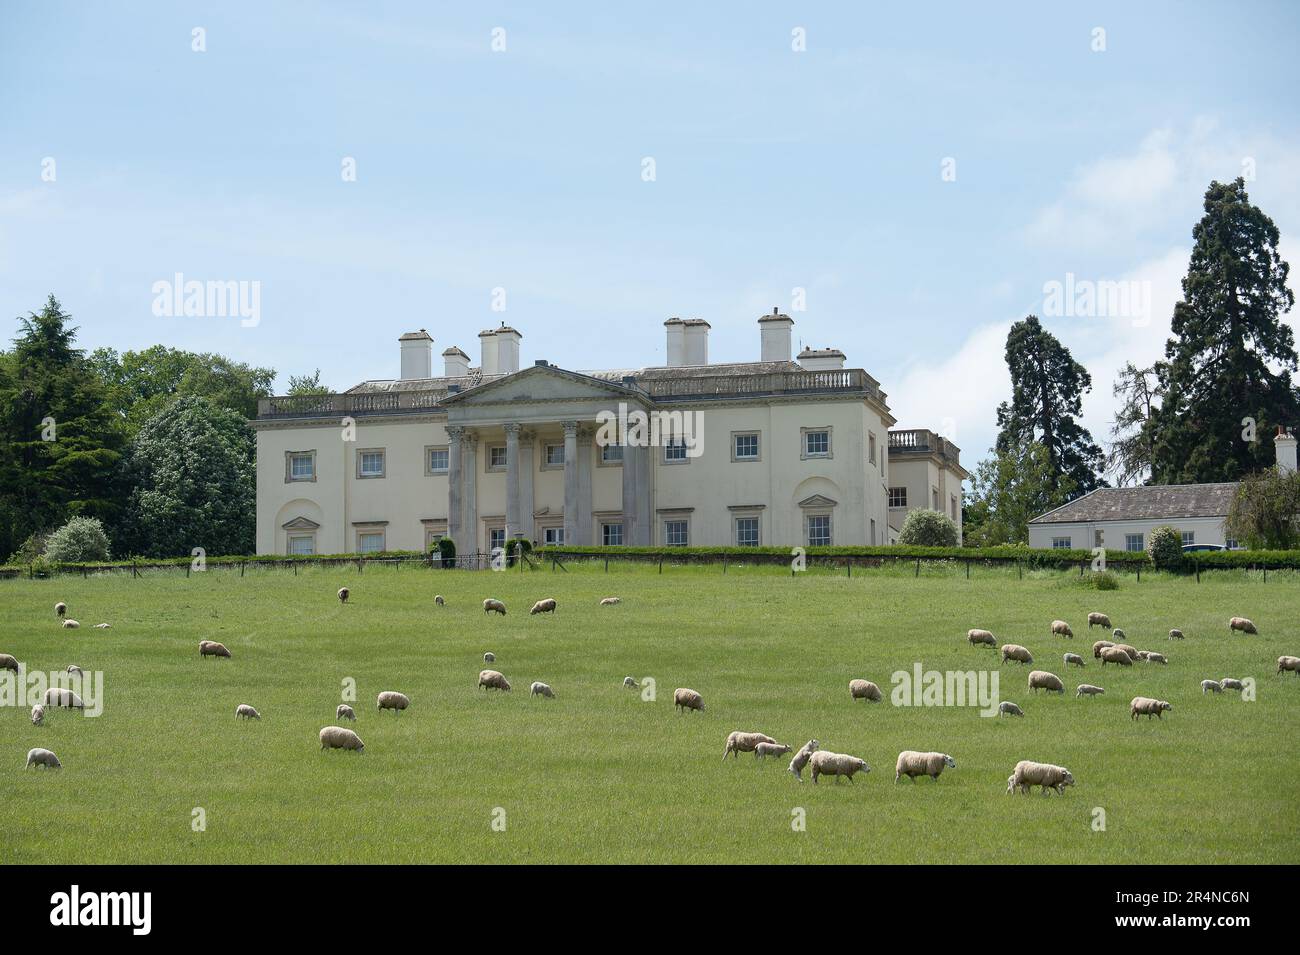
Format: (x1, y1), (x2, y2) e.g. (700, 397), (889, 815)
(0, 653), (18, 672)
(530, 681), (555, 699)
(1051, 620), (1073, 639)
(1228, 617), (1258, 635)
(1006, 774), (1017, 795)
(377, 691), (410, 712)
(755, 742), (792, 760)
(435, 595), (445, 607)
(1200, 680), (1223, 694)
(788, 740), (820, 782)
(967, 628), (996, 648)
(1112, 643), (1139, 660)
(1099, 647), (1133, 667)
(319, 726), (365, 752)
(600, 597), (622, 606)
(25, 748), (61, 769)
(62, 619), (80, 629)
(44, 688), (84, 709)
(895, 751), (956, 783)
(674, 688), (704, 713)
(336, 704), (356, 721)
(849, 678), (883, 702)
(483, 652), (495, 664)
(1130, 697), (1173, 720)
(723, 731), (778, 759)
(1168, 628), (1185, 640)
(529, 598), (558, 615)
(55, 602), (67, 618)
(483, 598), (507, 616)
(1075, 684), (1105, 698)
(1112, 628), (1127, 643)
(1278, 655), (1300, 676)
(67, 665), (82, 675)
(93, 623), (111, 629)
(1135, 650), (1151, 660)
(1028, 670), (1065, 694)
(1092, 640), (1115, 659)
(478, 670), (511, 692)
(1009, 760), (1074, 795)
(809, 750), (871, 785)
(1063, 653), (1086, 668)
(199, 640), (230, 659)
(337, 587), (349, 604)
(1087, 612), (1111, 629)
(1145, 652), (1168, 665)
(31, 704), (44, 726)
(1001, 644), (1033, 665)
(998, 701), (1024, 717)
(235, 704), (261, 720)
(622, 676), (639, 689)
(1221, 678), (1245, 691)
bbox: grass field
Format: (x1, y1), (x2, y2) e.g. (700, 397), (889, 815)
(1, 561), (1297, 864)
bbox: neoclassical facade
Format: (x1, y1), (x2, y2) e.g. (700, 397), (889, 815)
(253, 313), (967, 555)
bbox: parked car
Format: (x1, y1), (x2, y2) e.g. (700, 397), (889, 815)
(1181, 544), (1226, 553)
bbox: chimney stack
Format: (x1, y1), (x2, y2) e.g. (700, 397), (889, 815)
(495, 324), (522, 374)
(1276, 426), (1297, 474)
(664, 317), (686, 367)
(759, 307), (794, 362)
(797, 346), (846, 371)
(442, 346), (469, 378)
(399, 330), (433, 379)
(478, 328), (499, 377)
(682, 318), (710, 365)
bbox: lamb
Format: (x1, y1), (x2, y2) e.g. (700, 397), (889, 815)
(809, 750), (871, 784)
(849, 679), (883, 702)
(1028, 670), (1065, 694)
(235, 704), (261, 720)
(787, 740), (820, 781)
(1111, 628), (1126, 642)
(1168, 628), (1185, 640)
(67, 665), (83, 675)
(1278, 655), (1300, 676)
(1063, 653), (1086, 668)
(1228, 617), (1258, 635)
(1009, 760), (1074, 795)
(895, 751), (956, 783)
(62, 619), (80, 629)
(1087, 612), (1111, 629)
(1051, 619), (1073, 639)
(337, 587), (349, 604)
(1092, 640), (1115, 658)
(529, 598), (558, 615)
(674, 688), (704, 713)
(25, 748), (61, 769)
(622, 676), (639, 689)
(435, 595), (445, 607)
(336, 704), (356, 721)
(967, 628), (996, 648)
(723, 731), (778, 759)
(483, 652), (495, 663)
(1001, 644), (1033, 665)
(1099, 647), (1133, 667)
(483, 598), (507, 616)
(478, 669), (511, 692)
(31, 704), (44, 726)
(1130, 697), (1173, 720)
(199, 640), (231, 659)
(1145, 652), (1168, 665)
(600, 597), (622, 606)
(997, 701), (1024, 717)
(55, 602), (67, 618)
(530, 682), (555, 699)
(377, 690), (410, 712)
(754, 742), (792, 760)
(1200, 680), (1223, 694)
(44, 688), (84, 709)
(0, 653), (18, 672)
(93, 623), (111, 629)
(1220, 678), (1245, 691)
(319, 726), (365, 752)
(1075, 684), (1105, 698)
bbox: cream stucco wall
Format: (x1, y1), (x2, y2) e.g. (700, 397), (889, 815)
(1027, 517), (1232, 551)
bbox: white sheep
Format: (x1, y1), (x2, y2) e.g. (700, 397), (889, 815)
(478, 669), (511, 692)
(1220, 678), (1245, 691)
(1099, 647), (1133, 667)
(1075, 684), (1105, 698)
(483, 651), (495, 663)
(235, 704), (261, 720)
(435, 595), (445, 607)
(1063, 653), (1086, 668)
(530, 681), (555, 699)
(1277, 655), (1300, 676)
(319, 726), (365, 752)
(1200, 680), (1223, 694)
(1051, 620), (1073, 639)
(788, 740), (820, 781)
(849, 679), (883, 702)
(674, 688), (704, 713)
(1009, 760), (1074, 795)
(1028, 670), (1065, 694)
(529, 598), (558, 615)
(1145, 652), (1168, 665)
(377, 691), (410, 712)
(483, 598), (507, 616)
(723, 731), (777, 759)
(199, 640), (230, 659)
(622, 676), (639, 689)
(55, 602), (67, 618)
(25, 748), (61, 769)
(1130, 697), (1172, 720)
(809, 750), (870, 785)
(755, 742), (792, 760)
(1228, 617), (1258, 635)
(93, 623), (111, 629)
(600, 597), (622, 606)
(1006, 774), (1017, 795)
(1087, 612), (1111, 629)
(44, 688), (84, 709)
(0, 653), (19, 672)
(336, 703), (356, 721)
(62, 619), (80, 629)
(337, 587), (349, 604)
(895, 751), (956, 783)
(967, 628), (996, 648)
(998, 701), (1024, 717)
(1001, 644), (1033, 665)
(1168, 628), (1185, 640)
(30, 704), (44, 726)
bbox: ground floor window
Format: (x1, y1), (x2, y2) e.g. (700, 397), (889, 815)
(602, 523), (623, 546)
(664, 520), (688, 546)
(488, 528), (506, 553)
(1052, 536), (1071, 549)
(888, 487), (907, 508)
(1226, 538), (1239, 549)
(543, 527), (564, 545)
(1181, 531), (1195, 546)
(288, 535), (314, 555)
(735, 517), (759, 547)
(1094, 529), (1104, 548)
(806, 514), (831, 547)
(1125, 533), (1144, 552)
(358, 531), (385, 553)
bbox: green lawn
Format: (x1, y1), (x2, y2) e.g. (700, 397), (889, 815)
(1, 561), (1297, 864)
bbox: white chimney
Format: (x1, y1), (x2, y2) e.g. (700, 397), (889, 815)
(664, 317), (685, 367)
(682, 319), (710, 365)
(399, 330), (433, 379)
(759, 307), (793, 362)
(478, 328), (499, 377)
(798, 346), (846, 371)
(495, 324), (522, 374)
(1276, 426), (1297, 474)
(443, 346), (469, 378)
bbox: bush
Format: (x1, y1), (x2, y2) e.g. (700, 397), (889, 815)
(897, 510), (960, 547)
(1087, 570), (1120, 590)
(1147, 525), (1184, 570)
(10, 531), (49, 565)
(43, 517), (112, 563)
(434, 537), (457, 567)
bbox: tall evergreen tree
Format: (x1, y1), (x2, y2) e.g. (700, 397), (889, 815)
(1107, 362), (1161, 487)
(994, 315), (1104, 495)
(1151, 178), (1298, 483)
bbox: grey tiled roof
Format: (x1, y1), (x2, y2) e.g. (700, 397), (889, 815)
(1029, 483), (1239, 524)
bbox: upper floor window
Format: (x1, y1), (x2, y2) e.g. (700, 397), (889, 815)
(600, 444), (623, 464)
(286, 451), (316, 482)
(358, 449), (385, 479)
(951, 495), (959, 520)
(888, 487), (907, 508)
(733, 432), (760, 462)
(664, 438), (688, 463)
(488, 445), (508, 471)
(803, 429), (831, 458)
(426, 446), (449, 475)
(868, 432), (878, 467)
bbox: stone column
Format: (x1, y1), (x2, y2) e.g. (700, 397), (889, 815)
(577, 426), (593, 546)
(562, 420), (579, 545)
(446, 426), (464, 550)
(621, 440), (639, 544)
(636, 441), (653, 545)
(519, 429), (535, 542)
(462, 429), (479, 554)
(505, 423), (521, 543)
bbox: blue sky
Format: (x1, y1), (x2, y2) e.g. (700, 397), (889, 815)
(2, 1), (1298, 467)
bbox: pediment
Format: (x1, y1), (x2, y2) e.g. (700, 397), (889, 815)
(282, 516), (321, 530)
(442, 364), (641, 407)
(797, 494), (838, 508)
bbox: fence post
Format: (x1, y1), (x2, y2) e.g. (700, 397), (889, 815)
(915, 558), (920, 578)
(1018, 560), (1022, 580)
(847, 558), (851, 579)
(186, 563), (190, 579)
(1136, 563), (1140, 582)
(133, 559), (139, 579)
(658, 556), (663, 575)
(966, 559), (970, 580)
(1195, 560), (1200, 584)
(241, 561), (246, 578)
(293, 560), (297, 576)
(1263, 565), (1267, 583)
(723, 556), (727, 575)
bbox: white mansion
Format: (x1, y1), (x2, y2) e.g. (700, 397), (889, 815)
(253, 312), (968, 555)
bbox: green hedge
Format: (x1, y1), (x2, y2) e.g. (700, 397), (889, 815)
(1184, 549), (1300, 570)
(0, 550), (435, 572)
(534, 544), (1154, 567)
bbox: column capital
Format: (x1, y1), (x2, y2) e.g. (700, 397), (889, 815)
(446, 425), (466, 441)
(503, 422), (522, 436)
(562, 420), (579, 436)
